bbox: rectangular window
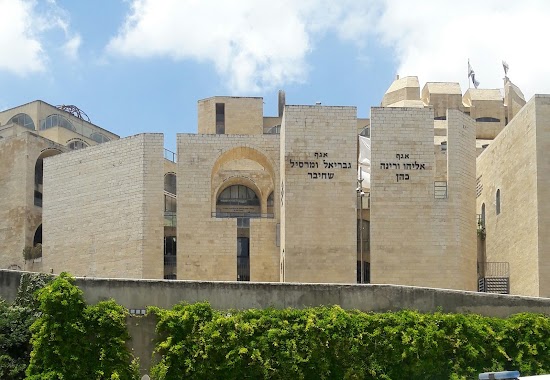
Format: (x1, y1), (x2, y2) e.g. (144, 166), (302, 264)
(216, 103), (225, 134)
(434, 181), (448, 199)
(237, 237), (250, 281)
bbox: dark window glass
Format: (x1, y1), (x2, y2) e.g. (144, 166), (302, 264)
(164, 173), (176, 194)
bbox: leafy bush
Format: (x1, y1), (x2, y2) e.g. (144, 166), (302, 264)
(26, 272), (139, 380)
(0, 272), (53, 379)
(150, 303), (550, 380)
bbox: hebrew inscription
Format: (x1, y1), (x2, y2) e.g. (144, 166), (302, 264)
(288, 152), (351, 180)
(380, 153), (428, 182)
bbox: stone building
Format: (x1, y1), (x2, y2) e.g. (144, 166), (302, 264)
(1, 72), (546, 296)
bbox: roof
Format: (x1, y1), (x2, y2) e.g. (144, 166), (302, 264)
(385, 76), (420, 94)
(424, 82), (462, 95)
(465, 89), (503, 101)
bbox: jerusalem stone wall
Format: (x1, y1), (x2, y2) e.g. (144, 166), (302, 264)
(197, 97), (264, 135)
(370, 107), (476, 290)
(43, 134), (164, 279)
(476, 98), (539, 296)
(535, 96), (550, 296)
(280, 105), (357, 283)
(0, 133), (65, 270)
(177, 134), (279, 281)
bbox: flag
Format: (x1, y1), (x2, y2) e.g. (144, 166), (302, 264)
(472, 73), (480, 89)
(502, 60), (509, 76)
(468, 60), (474, 78)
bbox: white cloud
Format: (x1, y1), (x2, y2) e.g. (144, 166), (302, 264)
(372, 0), (550, 100)
(107, 0), (550, 97)
(107, 0), (382, 93)
(0, 0), (80, 75)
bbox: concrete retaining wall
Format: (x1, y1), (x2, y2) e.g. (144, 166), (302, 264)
(2, 269), (550, 317)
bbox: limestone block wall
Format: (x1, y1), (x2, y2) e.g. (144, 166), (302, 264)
(43, 134), (164, 279)
(446, 110), (477, 290)
(197, 97), (264, 135)
(535, 96), (550, 296)
(280, 105), (357, 284)
(177, 134), (279, 281)
(370, 107), (476, 290)
(476, 98), (539, 296)
(0, 133), (65, 270)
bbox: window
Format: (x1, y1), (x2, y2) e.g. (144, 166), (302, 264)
(164, 236), (176, 280)
(40, 114), (75, 131)
(476, 117), (500, 123)
(434, 116), (447, 121)
(237, 237), (250, 281)
(217, 185), (260, 206)
(359, 126), (370, 137)
(267, 125), (280, 134)
(164, 173), (177, 195)
(481, 203), (486, 226)
(496, 189), (501, 215)
(216, 103), (225, 134)
(9, 113), (35, 130)
(67, 140), (88, 150)
(267, 191), (274, 215)
(90, 132), (110, 143)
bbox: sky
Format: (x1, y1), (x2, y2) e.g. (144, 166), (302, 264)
(1, 0), (549, 152)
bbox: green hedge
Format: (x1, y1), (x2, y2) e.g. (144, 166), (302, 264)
(150, 303), (550, 380)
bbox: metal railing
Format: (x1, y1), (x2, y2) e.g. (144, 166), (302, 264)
(478, 261), (509, 278)
(164, 148), (177, 163)
(212, 212), (274, 219)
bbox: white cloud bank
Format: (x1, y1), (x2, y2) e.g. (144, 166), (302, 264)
(107, 0), (549, 97)
(0, 0), (80, 75)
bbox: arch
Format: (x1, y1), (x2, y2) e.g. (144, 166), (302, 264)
(34, 149), (63, 206)
(67, 139), (89, 150)
(90, 132), (111, 144)
(496, 189), (501, 215)
(164, 173), (177, 195)
(9, 113), (35, 130)
(211, 146), (276, 186)
(40, 114), (75, 131)
(7, 264), (22, 270)
(33, 224), (42, 246)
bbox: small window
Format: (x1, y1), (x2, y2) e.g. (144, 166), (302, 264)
(434, 116), (447, 121)
(496, 189), (501, 215)
(481, 203), (486, 226)
(164, 173), (176, 195)
(476, 117), (501, 123)
(359, 126), (370, 137)
(267, 125), (280, 134)
(9, 113), (35, 130)
(216, 103), (225, 134)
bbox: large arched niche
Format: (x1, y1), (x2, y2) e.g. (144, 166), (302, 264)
(211, 147), (276, 215)
(211, 146), (276, 184)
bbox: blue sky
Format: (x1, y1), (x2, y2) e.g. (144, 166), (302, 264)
(1, 0), (549, 152)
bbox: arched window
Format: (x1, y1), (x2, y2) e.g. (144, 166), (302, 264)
(216, 185), (260, 217)
(9, 113), (35, 130)
(164, 173), (176, 195)
(33, 224), (42, 246)
(267, 191), (274, 215)
(67, 139), (89, 150)
(496, 189), (501, 215)
(90, 132), (110, 144)
(40, 114), (75, 131)
(359, 126), (370, 137)
(476, 117), (501, 123)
